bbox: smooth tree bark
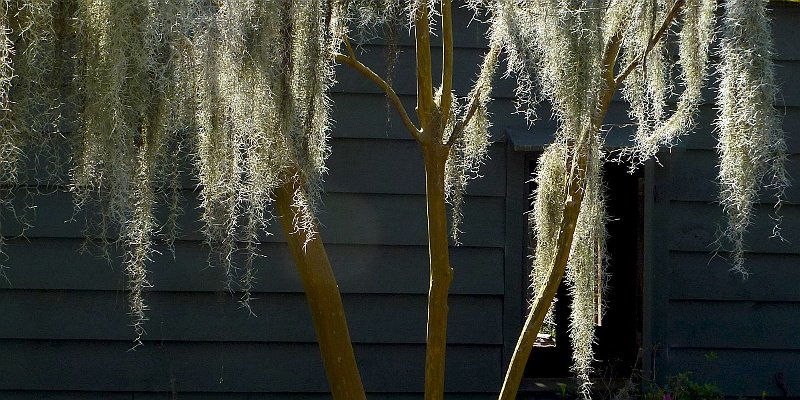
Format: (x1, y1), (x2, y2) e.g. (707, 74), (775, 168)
(274, 173), (367, 400)
(499, 3), (684, 397)
(338, 1), (461, 397)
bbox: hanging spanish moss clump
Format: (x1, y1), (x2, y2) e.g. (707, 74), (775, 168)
(492, 0), (608, 394)
(716, 0), (788, 274)
(0, 1), (15, 278)
(10, 0), (62, 161)
(619, 0), (670, 159)
(444, 28), (500, 242)
(187, 0), (343, 308)
(488, 0), (779, 392)
(565, 139), (607, 396)
(70, 0), (181, 343)
(529, 139), (569, 341)
(0, 1), (17, 192)
(623, 0), (717, 163)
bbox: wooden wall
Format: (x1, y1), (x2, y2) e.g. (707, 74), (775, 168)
(645, 4), (800, 397)
(0, 5), (528, 399)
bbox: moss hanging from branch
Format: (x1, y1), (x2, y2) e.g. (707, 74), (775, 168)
(716, 0), (788, 274)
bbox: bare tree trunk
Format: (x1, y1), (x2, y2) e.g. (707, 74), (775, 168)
(422, 144), (453, 400)
(499, 153), (587, 399)
(275, 176), (366, 400)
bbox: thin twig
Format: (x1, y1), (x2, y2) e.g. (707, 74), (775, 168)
(336, 36), (421, 141)
(615, 0), (684, 86)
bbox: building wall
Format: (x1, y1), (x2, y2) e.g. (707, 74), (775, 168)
(645, 4), (800, 397)
(2, 3), (798, 399)
(0, 5), (527, 399)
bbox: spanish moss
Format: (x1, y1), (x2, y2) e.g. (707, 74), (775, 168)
(716, 0), (788, 274)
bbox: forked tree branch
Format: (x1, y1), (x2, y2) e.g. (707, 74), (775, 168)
(335, 36), (422, 142)
(499, 4), (668, 397)
(615, 0), (685, 86)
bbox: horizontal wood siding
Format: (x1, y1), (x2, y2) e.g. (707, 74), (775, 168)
(648, 5), (800, 397)
(0, 5), (512, 398)
(0, 341), (500, 393)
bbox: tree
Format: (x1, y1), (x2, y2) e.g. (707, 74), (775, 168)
(0, 1), (786, 399)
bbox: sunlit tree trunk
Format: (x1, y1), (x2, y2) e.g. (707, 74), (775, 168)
(274, 175), (367, 400)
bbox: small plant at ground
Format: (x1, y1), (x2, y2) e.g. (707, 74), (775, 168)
(645, 372), (723, 400)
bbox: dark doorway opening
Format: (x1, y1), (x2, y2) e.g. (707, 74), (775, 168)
(522, 153), (644, 388)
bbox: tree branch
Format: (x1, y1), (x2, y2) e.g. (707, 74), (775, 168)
(440, 0), (454, 118)
(447, 41), (501, 147)
(615, 0), (684, 86)
(336, 36), (422, 142)
(414, 1), (435, 130)
(447, 88), (481, 147)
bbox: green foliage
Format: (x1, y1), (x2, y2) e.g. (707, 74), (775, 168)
(645, 372), (724, 400)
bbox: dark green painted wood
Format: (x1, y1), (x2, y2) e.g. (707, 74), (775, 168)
(668, 300), (800, 350)
(669, 251), (800, 301)
(0, 291), (502, 344)
(0, 340), (501, 393)
(326, 139), (506, 197)
(330, 94), (522, 142)
(501, 144), (526, 371)
(678, 105), (800, 153)
(665, 348), (800, 397)
(0, 191), (506, 247)
(668, 202), (799, 254)
(645, 157), (673, 381)
(670, 150), (800, 203)
(0, 240), (503, 295)
(771, 4), (800, 60)
(0, 392), (133, 400)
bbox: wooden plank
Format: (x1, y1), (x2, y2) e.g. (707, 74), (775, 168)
(13, 135), (512, 194)
(0, 340), (501, 393)
(670, 251), (800, 301)
(0, 392), (132, 400)
(669, 149), (800, 203)
(645, 156), (674, 380)
(317, 194), (506, 247)
(502, 144), (526, 370)
(0, 192), (507, 247)
(325, 139), (506, 197)
(0, 239), (504, 295)
(0, 391), (499, 400)
(675, 105), (800, 154)
(331, 95), (524, 142)
(329, 93), (417, 140)
(664, 348), (800, 397)
(667, 201), (799, 254)
(668, 300), (800, 350)
(771, 4), (800, 61)
(0, 291), (502, 345)
(775, 61), (800, 107)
